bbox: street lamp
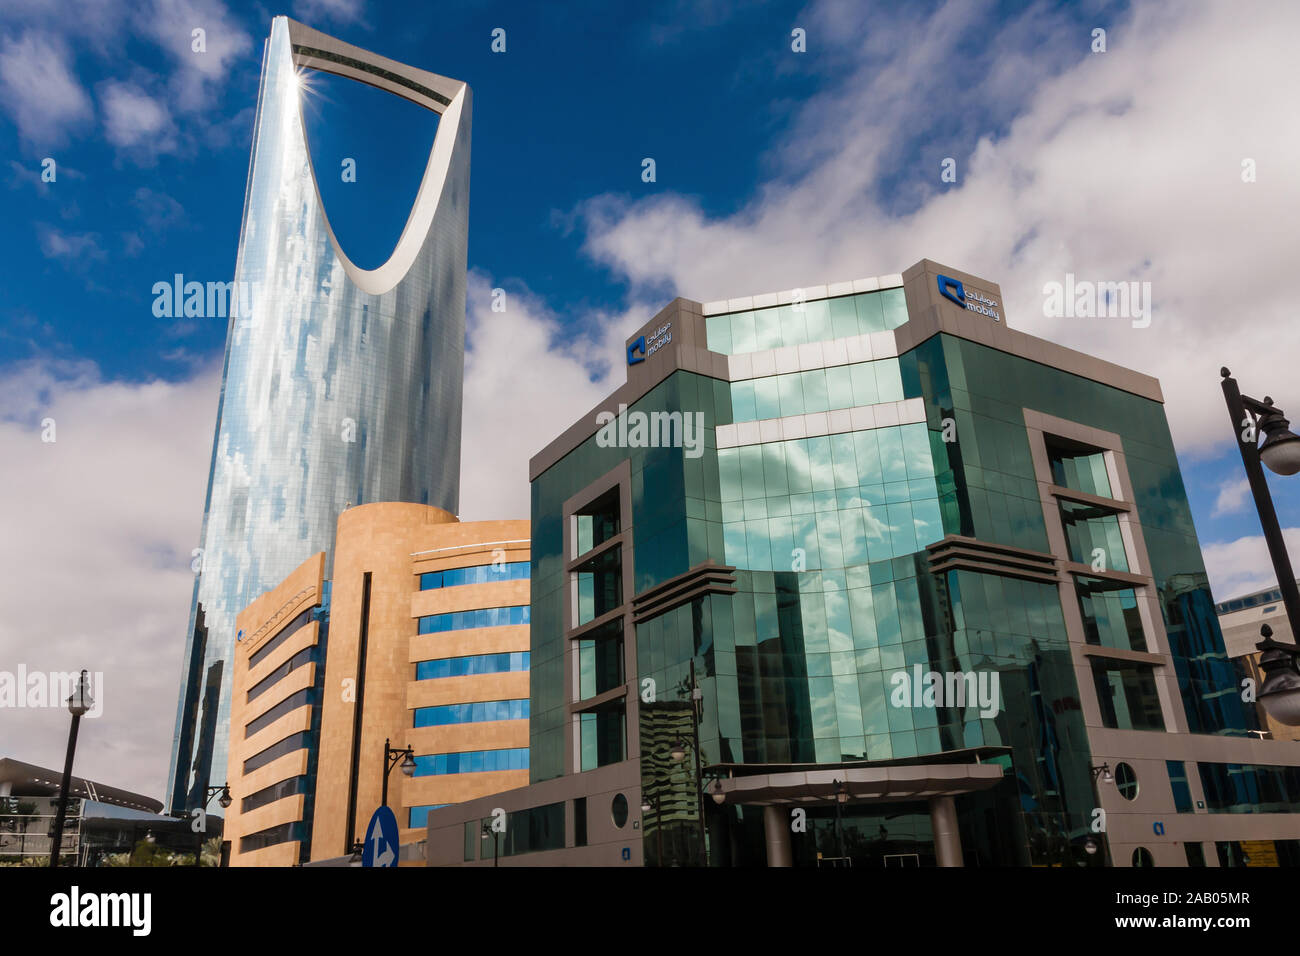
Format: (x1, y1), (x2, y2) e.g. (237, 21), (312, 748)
(641, 793), (666, 866)
(48, 670), (92, 868)
(382, 738), (416, 810)
(1091, 763), (1113, 785)
(831, 778), (849, 863)
(1221, 371), (1300, 722)
(480, 820), (499, 867)
(194, 783), (232, 867)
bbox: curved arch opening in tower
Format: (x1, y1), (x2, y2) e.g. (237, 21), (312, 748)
(298, 67), (440, 272)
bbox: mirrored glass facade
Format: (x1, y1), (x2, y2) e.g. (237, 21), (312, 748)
(168, 17), (471, 811)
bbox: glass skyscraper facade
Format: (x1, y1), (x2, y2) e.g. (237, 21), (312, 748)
(167, 17), (471, 812)
(516, 261), (1282, 867)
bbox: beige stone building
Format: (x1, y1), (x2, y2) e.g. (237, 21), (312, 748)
(223, 503), (530, 866)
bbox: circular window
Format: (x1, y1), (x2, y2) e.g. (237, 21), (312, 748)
(611, 793), (629, 828)
(1115, 762), (1139, 801)
(1132, 847), (1154, 867)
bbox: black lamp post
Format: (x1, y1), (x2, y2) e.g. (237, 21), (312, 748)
(669, 659), (709, 867)
(194, 783), (232, 867)
(641, 793), (666, 866)
(832, 778), (849, 863)
(381, 738), (415, 810)
(48, 670), (92, 868)
(1087, 763), (1113, 866)
(1221, 369), (1300, 723)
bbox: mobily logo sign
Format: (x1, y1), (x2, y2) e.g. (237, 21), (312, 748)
(627, 322), (672, 366)
(50, 886), (151, 936)
(937, 274), (1000, 321)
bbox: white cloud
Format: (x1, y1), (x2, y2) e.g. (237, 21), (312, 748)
(137, 0), (253, 112)
(0, 31), (92, 147)
(457, 271), (635, 521)
(1212, 476), (1251, 518)
(35, 224), (104, 262)
(0, 360), (220, 800)
(1202, 528), (1300, 601)
(293, 0), (368, 28)
(579, 0), (1300, 461)
(100, 80), (176, 156)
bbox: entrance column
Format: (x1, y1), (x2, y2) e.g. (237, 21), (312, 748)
(763, 805), (792, 867)
(929, 795), (963, 867)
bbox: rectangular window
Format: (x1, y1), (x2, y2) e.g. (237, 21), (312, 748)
(1076, 576), (1146, 651)
(574, 547), (622, 626)
(577, 619), (624, 700)
(573, 797), (587, 848)
(243, 730), (311, 775)
(248, 606), (318, 669)
(420, 562), (530, 590)
(247, 646), (315, 703)
(416, 652), (530, 680)
(413, 699), (529, 728)
(244, 687), (314, 739)
(1046, 438), (1113, 498)
(408, 804), (448, 828)
(240, 775), (308, 814)
(412, 748), (529, 776)
(1198, 762), (1300, 814)
(1090, 659), (1164, 731)
(463, 821), (478, 862)
(574, 488), (620, 556)
(1059, 500), (1129, 572)
(579, 706), (625, 771)
(1167, 760), (1193, 813)
(417, 606), (529, 634)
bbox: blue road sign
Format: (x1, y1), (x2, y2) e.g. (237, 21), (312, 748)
(363, 805), (400, 868)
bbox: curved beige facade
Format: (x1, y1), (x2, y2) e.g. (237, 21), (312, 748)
(224, 503), (529, 866)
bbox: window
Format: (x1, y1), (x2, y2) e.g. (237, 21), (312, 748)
(244, 687), (314, 738)
(1167, 761), (1193, 813)
(611, 793), (629, 828)
(412, 748), (529, 776)
(417, 606), (529, 634)
(574, 547), (622, 626)
(574, 797), (587, 847)
(1058, 500), (1129, 571)
(463, 821), (477, 862)
(475, 803), (565, 858)
(413, 699), (529, 728)
(1046, 437), (1113, 498)
(248, 606), (319, 668)
(239, 821), (304, 854)
(1114, 762), (1139, 800)
(703, 289), (909, 355)
(577, 619), (624, 700)
(416, 652), (530, 680)
(1184, 843), (1206, 866)
(243, 731), (311, 774)
(574, 488), (620, 555)
(1198, 762), (1300, 814)
(247, 646), (315, 702)
(420, 562), (529, 590)
(1131, 847), (1154, 867)
(1076, 577), (1146, 651)
(579, 706), (626, 771)
(1090, 660), (1164, 731)
(241, 775), (308, 814)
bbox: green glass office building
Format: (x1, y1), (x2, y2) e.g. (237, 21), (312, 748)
(425, 260), (1300, 867)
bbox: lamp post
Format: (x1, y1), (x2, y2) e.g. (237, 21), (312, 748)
(381, 738), (415, 810)
(480, 820), (499, 867)
(1087, 763), (1113, 866)
(831, 778), (849, 864)
(1221, 370), (1300, 724)
(194, 783), (232, 867)
(669, 659), (709, 867)
(641, 793), (666, 866)
(48, 670), (92, 868)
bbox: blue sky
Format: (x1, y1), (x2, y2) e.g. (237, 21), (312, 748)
(2, 0), (1298, 797)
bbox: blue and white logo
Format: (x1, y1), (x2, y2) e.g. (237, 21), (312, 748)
(937, 274), (1000, 321)
(363, 805), (400, 868)
(627, 336), (646, 365)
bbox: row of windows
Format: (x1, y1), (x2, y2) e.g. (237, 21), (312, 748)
(247, 606), (317, 669)
(241, 775), (309, 815)
(419, 562), (530, 590)
(239, 820), (305, 855)
(247, 646), (314, 703)
(245, 687), (314, 739)
(730, 360), (906, 424)
(466, 802), (565, 860)
(244, 730), (311, 775)
(412, 748), (529, 776)
(704, 288), (909, 355)
(415, 652), (530, 680)
(413, 698), (530, 727)
(417, 606), (530, 634)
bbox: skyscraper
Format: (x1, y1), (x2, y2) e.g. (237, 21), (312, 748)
(167, 17), (471, 812)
